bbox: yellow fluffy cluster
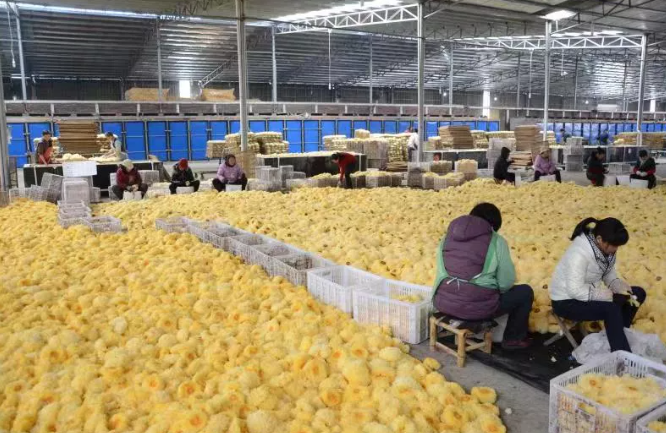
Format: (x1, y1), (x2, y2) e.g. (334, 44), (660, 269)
(391, 294), (424, 304)
(0, 200), (503, 433)
(649, 420), (666, 432)
(95, 181), (666, 339)
(566, 373), (666, 415)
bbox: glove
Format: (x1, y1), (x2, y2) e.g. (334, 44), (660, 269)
(608, 278), (632, 295)
(132, 185), (139, 192)
(590, 284), (613, 302)
(638, 171), (647, 177)
(186, 181), (190, 186)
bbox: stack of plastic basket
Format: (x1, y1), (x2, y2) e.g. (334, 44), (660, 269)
(187, 221), (243, 250)
(139, 170), (160, 185)
(245, 242), (302, 274)
(637, 404), (666, 433)
(155, 217), (192, 234)
(366, 173), (391, 188)
(549, 351), (666, 433)
(28, 185), (49, 202)
(57, 201), (91, 228)
(9, 187), (28, 203)
(82, 216), (123, 233)
(226, 233), (275, 262)
(564, 137), (584, 172)
(270, 252), (335, 287)
(62, 179), (91, 204)
(407, 162), (431, 187)
(307, 266), (384, 315)
(40, 173), (63, 203)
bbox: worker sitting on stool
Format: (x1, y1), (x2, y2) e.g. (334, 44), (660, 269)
(433, 203), (534, 350)
(586, 147), (608, 187)
(533, 147), (561, 183)
(493, 147), (515, 185)
(331, 152), (357, 189)
(169, 159), (200, 194)
(630, 149), (656, 189)
(36, 130), (55, 165)
(213, 154), (247, 192)
(550, 217), (646, 352)
(111, 159), (148, 200)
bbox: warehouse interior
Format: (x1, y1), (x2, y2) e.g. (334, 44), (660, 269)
(1, 1), (666, 432)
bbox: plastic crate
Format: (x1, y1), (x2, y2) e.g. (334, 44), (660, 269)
(366, 175), (390, 188)
(62, 180), (90, 203)
(155, 217), (192, 233)
(607, 163), (633, 175)
(279, 166), (294, 181)
(109, 173), (117, 186)
(291, 171), (306, 180)
(57, 200), (87, 209)
(90, 187), (101, 203)
(59, 206), (91, 219)
(272, 253), (335, 287)
(227, 234), (274, 261)
(477, 169), (493, 178)
(352, 279), (433, 344)
(40, 173), (63, 192)
(630, 179), (649, 189)
(0, 191), (9, 207)
(9, 188), (27, 202)
(82, 216), (123, 233)
(549, 351), (666, 433)
(407, 162), (431, 173)
(391, 173), (403, 187)
(245, 242), (302, 271)
(58, 215), (84, 228)
(29, 186), (48, 201)
(259, 167), (280, 183)
(433, 176), (449, 191)
(188, 221), (240, 249)
(637, 404), (666, 433)
(422, 174), (436, 190)
(307, 266), (384, 314)
(351, 175), (366, 189)
(286, 179), (308, 190)
(226, 184), (243, 193)
(139, 170), (160, 185)
(177, 186), (195, 194)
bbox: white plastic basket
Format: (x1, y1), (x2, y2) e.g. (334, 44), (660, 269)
(603, 175), (617, 187)
(59, 206), (91, 219)
(58, 215), (84, 228)
(226, 184), (243, 193)
(286, 179), (308, 190)
(109, 173), (117, 186)
(607, 163), (633, 175)
(291, 171), (306, 180)
(9, 188), (27, 202)
(62, 180), (90, 203)
(259, 167), (280, 183)
(57, 200), (86, 209)
(155, 217), (192, 233)
(29, 186), (49, 201)
(307, 266), (384, 314)
(637, 404), (666, 433)
(123, 191), (143, 201)
(352, 279), (433, 344)
(617, 175), (631, 186)
(226, 234), (275, 261)
(245, 242), (302, 272)
(188, 221), (240, 249)
(630, 178), (649, 189)
(139, 170), (160, 185)
(366, 175), (390, 188)
(90, 187), (101, 203)
(176, 186), (195, 194)
(272, 253), (335, 287)
(539, 174), (557, 182)
(549, 351), (666, 433)
(82, 216), (123, 233)
(422, 174), (436, 190)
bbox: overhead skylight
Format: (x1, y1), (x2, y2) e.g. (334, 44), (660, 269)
(541, 10), (576, 21)
(275, 0), (403, 22)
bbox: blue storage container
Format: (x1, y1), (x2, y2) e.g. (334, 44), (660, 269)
(230, 120), (240, 134)
(426, 121), (438, 139)
(384, 121), (397, 134)
(286, 120), (302, 153)
(190, 121), (208, 160)
(369, 120), (382, 134)
(353, 120), (368, 133)
(489, 121), (500, 132)
(337, 120), (352, 138)
(249, 120), (266, 133)
(125, 121), (146, 160)
(28, 123), (51, 152)
(147, 121), (168, 161)
(169, 122), (188, 161)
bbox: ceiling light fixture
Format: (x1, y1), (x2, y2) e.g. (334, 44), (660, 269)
(541, 9), (576, 21)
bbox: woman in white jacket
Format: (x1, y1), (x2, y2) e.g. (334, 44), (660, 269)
(550, 217), (646, 352)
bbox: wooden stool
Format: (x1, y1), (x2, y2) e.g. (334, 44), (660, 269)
(429, 313), (496, 367)
(543, 314), (588, 349)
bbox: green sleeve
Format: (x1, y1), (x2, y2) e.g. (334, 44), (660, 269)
(495, 235), (516, 292)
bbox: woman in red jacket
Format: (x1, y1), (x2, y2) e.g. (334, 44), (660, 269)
(331, 152), (357, 189)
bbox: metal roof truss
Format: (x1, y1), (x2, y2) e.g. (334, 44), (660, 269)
(453, 34), (644, 51)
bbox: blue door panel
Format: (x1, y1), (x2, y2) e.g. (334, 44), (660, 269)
(147, 122), (168, 161)
(384, 121), (397, 134)
(190, 121), (208, 160)
(268, 120), (284, 135)
(211, 121), (228, 140)
(337, 120), (352, 137)
(230, 121), (240, 134)
(489, 122), (500, 132)
(398, 121), (412, 132)
(369, 120), (382, 134)
(170, 122), (188, 161)
(426, 121), (438, 139)
(304, 120), (319, 152)
(101, 122), (122, 139)
(321, 120), (335, 138)
(28, 123), (51, 152)
(9, 124), (26, 166)
(582, 124), (591, 142)
(439, 121), (451, 128)
(477, 121), (488, 132)
(286, 121), (302, 153)
(249, 120), (266, 133)
(353, 120), (368, 132)
(125, 122), (146, 160)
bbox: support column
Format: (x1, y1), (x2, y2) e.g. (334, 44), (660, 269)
(369, 34), (373, 104)
(236, 0), (248, 152)
(516, 54), (521, 109)
(417, 1), (425, 163)
(448, 45), (453, 115)
(542, 21), (551, 142)
(621, 60), (628, 112)
(636, 34), (648, 146)
(156, 19), (163, 104)
(0, 53), (9, 189)
(15, 14), (27, 101)
(271, 25), (277, 104)
(573, 55), (578, 110)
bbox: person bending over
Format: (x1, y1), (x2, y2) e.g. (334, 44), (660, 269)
(550, 217), (646, 353)
(630, 149), (656, 189)
(213, 154), (247, 192)
(169, 159), (200, 194)
(533, 147), (561, 183)
(586, 147), (608, 187)
(331, 152), (357, 189)
(493, 147), (515, 185)
(433, 203), (534, 350)
(112, 159), (148, 200)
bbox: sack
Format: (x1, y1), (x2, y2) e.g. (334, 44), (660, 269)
(573, 328), (666, 364)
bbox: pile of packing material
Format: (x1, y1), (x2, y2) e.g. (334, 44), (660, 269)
(354, 129), (371, 139)
(328, 138), (389, 166)
(456, 159), (479, 181)
(385, 134), (410, 162)
(616, 132), (666, 149)
(614, 132), (638, 146)
(226, 132), (260, 154)
(514, 125), (541, 151)
(421, 172), (440, 189)
(59, 153), (88, 162)
(426, 136), (442, 151)
(407, 162), (431, 187)
(438, 126), (474, 149)
(58, 121), (101, 156)
(256, 132), (289, 154)
(125, 87), (169, 101)
(201, 88), (236, 102)
(430, 160), (453, 175)
(510, 151), (533, 168)
(386, 161), (408, 172)
(206, 140), (226, 159)
(443, 172), (466, 187)
(543, 131), (557, 147)
(96, 134), (109, 152)
(486, 131), (515, 139)
(324, 135), (347, 150)
(471, 130), (489, 148)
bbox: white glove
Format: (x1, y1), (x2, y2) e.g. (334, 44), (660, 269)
(590, 284), (614, 302)
(638, 171), (647, 177)
(608, 278), (632, 295)
(186, 181), (190, 186)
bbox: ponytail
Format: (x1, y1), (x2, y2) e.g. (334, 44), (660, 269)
(570, 217), (598, 240)
(570, 217), (629, 246)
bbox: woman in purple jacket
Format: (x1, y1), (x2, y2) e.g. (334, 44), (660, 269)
(212, 155), (248, 192)
(533, 147), (561, 183)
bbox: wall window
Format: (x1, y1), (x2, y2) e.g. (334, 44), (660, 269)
(179, 80), (191, 99)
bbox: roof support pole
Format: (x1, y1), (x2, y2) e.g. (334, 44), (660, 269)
(156, 20), (163, 104)
(369, 34), (373, 104)
(271, 25), (277, 104)
(621, 60), (628, 112)
(0, 53), (9, 189)
(542, 20), (551, 142)
(236, 0), (248, 152)
(516, 54), (521, 109)
(448, 45), (453, 115)
(15, 14), (27, 101)
(417, 0), (425, 163)
(572, 55), (578, 110)
(636, 34), (648, 146)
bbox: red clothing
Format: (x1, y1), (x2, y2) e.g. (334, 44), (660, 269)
(116, 167), (143, 189)
(336, 153), (357, 180)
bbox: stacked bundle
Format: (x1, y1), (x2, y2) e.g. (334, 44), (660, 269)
(564, 137), (584, 172)
(201, 88), (236, 102)
(264, 141), (289, 155)
(430, 160), (453, 175)
(387, 135), (409, 162)
(615, 132), (665, 149)
(125, 88), (169, 101)
(421, 172), (439, 189)
(323, 135), (347, 150)
(543, 131), (557, 147)
(443, 172), (466, 187)
(58, 122), (100, 156)
(365, 171), (391, 188)
(456, 159), (479, 181)
(206, 140), (227, 159)
(471, 130), (489, 148)
(514, 126), (541, 152)
(363, 139), (389, 168)
(510, 152), (533, 168)
(226, 133), (260, 154)
(407, 162), (430, 187)
(438, 126), (473, 149)
(57, 201), (91, 228)
(354, 129), (371, 139)
(486, 131), (515, 140)
(350, 172), (367, 189)
(427, 136), (442, 151)
(614, 132), (638, 146)
(59, 154), (88, 162)
(386, 161), (408, 172)
(256, 132), (283, 154)
(95, 134), (108, 152)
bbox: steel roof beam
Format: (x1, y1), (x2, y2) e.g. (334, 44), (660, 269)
(450, 34), (644, 50)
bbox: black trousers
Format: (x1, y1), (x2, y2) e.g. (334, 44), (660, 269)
(587, 172), (605, 187)
(212, 175), (247, 192)
(111, 183), (148, 200)
(343, 163), (357, 189)
(534, 170), (562, 183)
(494, 172), (516, 185)
(495, 284), (534, 342)
(552, 287), (646, 352)
(630, 173), (656, 189)
(169, 180), (200, 194)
